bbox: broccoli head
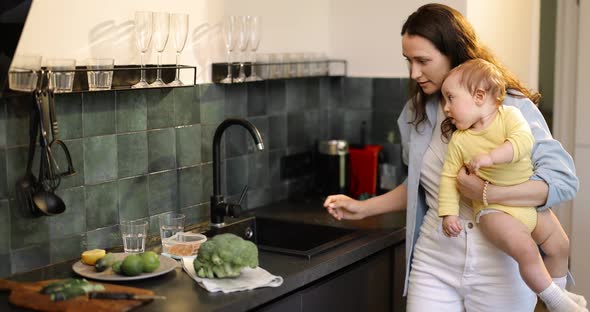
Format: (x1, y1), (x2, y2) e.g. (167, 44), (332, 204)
(193, 233), (259, 278)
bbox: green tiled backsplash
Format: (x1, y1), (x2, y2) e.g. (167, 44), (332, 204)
(0, 77), (408, 276)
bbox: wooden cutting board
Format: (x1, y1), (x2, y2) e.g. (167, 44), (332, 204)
(0, 279), (155, 312)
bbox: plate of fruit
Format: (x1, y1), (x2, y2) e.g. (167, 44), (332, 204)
(72, 250), (177, 281)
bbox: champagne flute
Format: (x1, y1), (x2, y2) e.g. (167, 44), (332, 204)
(245, 16), (262, 82)
(220, 16), (237, 84)
(132, 11), (153, 88)
(168, 13), (189, 86)
(149, 12), (170, 87)
(233, 16), (249, 83)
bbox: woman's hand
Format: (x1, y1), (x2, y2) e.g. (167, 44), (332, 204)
(456, 166), (486, 202)
(323, 194), (366, 221)
(442, 215), (462, 237)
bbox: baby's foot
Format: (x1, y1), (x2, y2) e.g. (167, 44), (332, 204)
(565, 290), (588, 308)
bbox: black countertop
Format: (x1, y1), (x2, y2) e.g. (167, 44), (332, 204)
(1, 198), (406, 312)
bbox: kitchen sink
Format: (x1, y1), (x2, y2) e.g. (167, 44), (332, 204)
(202, 216), (363, 259)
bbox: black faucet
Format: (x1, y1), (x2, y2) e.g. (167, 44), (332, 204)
(211, 118), (264, 227)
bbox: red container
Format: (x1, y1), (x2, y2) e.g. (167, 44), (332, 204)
(349, 144), (382, 198)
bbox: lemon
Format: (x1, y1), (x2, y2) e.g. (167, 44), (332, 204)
(81, 249), (106, 266)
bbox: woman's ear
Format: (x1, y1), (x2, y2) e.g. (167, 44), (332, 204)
(473, 88), (486, 106)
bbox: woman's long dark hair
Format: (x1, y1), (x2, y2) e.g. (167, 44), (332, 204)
(401, 3), (541, 131)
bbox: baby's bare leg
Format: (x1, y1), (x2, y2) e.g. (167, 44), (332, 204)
(532, 209), (570, 278)
(479, 212), (551, 293)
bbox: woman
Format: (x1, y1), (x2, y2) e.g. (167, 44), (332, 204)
(324, 3), (579, 311)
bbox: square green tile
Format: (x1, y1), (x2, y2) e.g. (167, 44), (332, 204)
(50, 187), (86, 239)
(146, 88), (175, 129)
(118, 176), (148, 221)
(85, 182), (119, 231)
(200, 100), (225, 125)
(0, 149), (6, 199)
(148, 170), (178, 215)
(54, 93), (83, 139)
(55, 139), (84, 189)
(148, 128), (176, 172)
(50, 234), (87, 263)
(178, 166), (202, 208)
(180, 203), (209, 226)
(84, 135), (117, 184)
(0, 253), (10, 278)
(10, 198), (51, 249)
(11, 244), (50, 274)
(248, 151), (269, 189)
(117, 90), (147, 133)
(176, 125), (201, 167)
(118, 132), (148, 178)
(0, 100), (6, 148)
(201, 163), (213, 204)
(5, 96), (31, 147)
(226, 156), (248, 195)
(86, 224), (122, 250)
(199, 84), (225, 102)
(0, 200), (10, 254)
(201, 124), (216, 163)
(174, 86), (199, 126)
(82, 91), (116, 136)
(5, 146), (29, 198)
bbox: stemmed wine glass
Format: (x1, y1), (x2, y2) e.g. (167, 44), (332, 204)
(233, 16), (249, 83)
(168, 13), (189, 86)
(149, 12), (170, 87)
(132, 11), (153, 88)
(220, 16), (237, 84)
(245, 16), (262, 82)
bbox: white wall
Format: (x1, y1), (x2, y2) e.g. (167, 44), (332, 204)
(571, 0), (590, 299)
(16, 0), (332, 83)
(467, 0), (540, 90)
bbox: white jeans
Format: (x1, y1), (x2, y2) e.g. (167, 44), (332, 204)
(406, 209), (537, 312)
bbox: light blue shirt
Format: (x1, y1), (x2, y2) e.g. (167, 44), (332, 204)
(397, 91), (579, 294)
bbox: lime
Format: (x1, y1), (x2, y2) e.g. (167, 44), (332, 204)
(111, 260), (122, 274)
(141, 251), (160, 273)
(121, 254), (144, 276)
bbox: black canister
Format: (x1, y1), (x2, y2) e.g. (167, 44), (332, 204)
(316, 140), (350, 196)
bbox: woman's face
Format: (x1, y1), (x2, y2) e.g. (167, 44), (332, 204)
(402, 34), (452, 95)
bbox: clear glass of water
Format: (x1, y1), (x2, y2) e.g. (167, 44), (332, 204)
(47, 58), (76, 93)
(86, 58), (114, 91)
(120, 219), (148, 253)
(159, 212), (185, 252)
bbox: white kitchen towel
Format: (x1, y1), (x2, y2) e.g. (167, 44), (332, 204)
(181, 256), (283, 293)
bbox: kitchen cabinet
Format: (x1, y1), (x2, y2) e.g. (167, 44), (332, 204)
(257, 241), (406, 312)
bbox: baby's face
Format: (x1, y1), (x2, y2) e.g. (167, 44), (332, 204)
(441, 73), (479, 130)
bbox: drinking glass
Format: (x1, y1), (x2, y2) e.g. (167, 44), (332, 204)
(8, 55), (41, 92)
(220, 16), (237, 84)
(132, 11), (153, 88)
(47, 58), (76, 93)
(233, 16), (249, 83)
(168, 13), (189, 86)
(159, 212), (185, 250)
(149, 11), (170, 87)
(86, 58), (114, 90)
(120, 219), (148, 253)
(245, 16), (262, 82)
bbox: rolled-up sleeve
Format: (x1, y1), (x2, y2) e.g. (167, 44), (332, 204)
(508, 97), (579, 210)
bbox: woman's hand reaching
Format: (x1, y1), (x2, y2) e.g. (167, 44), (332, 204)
(456, 166), (486, 201)
(323, 194), (366, 221)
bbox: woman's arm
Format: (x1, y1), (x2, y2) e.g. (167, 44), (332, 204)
(457, 96), (578, 209)
(324, 183), (407, 220)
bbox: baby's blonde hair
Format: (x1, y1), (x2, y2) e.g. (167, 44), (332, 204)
(447, 58), (507, 104)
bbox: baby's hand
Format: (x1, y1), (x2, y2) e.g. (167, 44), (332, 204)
(442, 215), (462, 237)
(469, 153), (494, 175)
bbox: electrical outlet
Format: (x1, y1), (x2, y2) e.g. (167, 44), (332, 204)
(281, 152), (313, 180)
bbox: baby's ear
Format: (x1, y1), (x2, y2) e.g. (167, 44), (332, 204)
(474, 88), (486, 106)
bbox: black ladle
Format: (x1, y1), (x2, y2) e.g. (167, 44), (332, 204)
(15, 94), (40, 216)
(32, 90), (65, 216)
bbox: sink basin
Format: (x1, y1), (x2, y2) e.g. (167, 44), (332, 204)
(202, 216), (363, 259)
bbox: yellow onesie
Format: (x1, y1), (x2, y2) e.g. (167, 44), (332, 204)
(438, 105), (537, 232)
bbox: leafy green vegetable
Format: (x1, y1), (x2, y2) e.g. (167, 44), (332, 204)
(193, 233), (258, 278)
